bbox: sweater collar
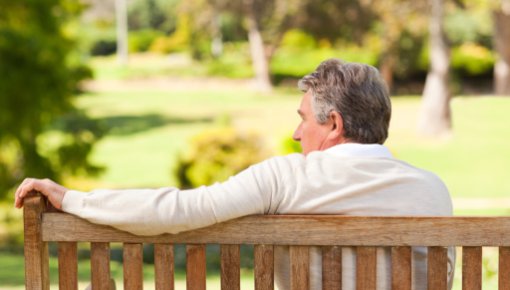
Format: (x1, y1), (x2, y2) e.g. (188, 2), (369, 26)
(324, 143), (393, 158)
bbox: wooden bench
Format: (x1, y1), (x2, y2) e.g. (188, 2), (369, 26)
(23, 193), (510, 290)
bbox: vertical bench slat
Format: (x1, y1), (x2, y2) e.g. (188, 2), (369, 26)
(322, 246), (342, 290)
(123, 243), (144, 290)
(290, 245), (310, 290)
(254, 244), (274, 290)
(58, 242), (78, 290)
(154, 244), (174, 290)
(500, 247), (510, 290)
(427, 246), (448, 290)
(356, 246), (376, 290)
(186, 244), (206, 290)
(221, 244), (240, 290)
(23, 194), (50, 290)
(462, 246), (481, 290)
(391, 246), (412, 290)
(91, 242), (111, 289)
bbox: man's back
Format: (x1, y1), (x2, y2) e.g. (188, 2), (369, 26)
(260, 144), (454, 289)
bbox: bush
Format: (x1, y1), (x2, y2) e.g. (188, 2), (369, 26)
(173, 127), (268, 188)
(280, 29), (317, 50)
(90, 39), (117, 56)
(451, 43), (494, 76)
(128, 29), (164, 52)
(271, 46), (378, 81)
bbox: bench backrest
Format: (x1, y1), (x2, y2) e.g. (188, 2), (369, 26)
(23, 193), (510, 290)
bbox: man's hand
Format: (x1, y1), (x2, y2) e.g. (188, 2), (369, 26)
(14, 178), (68, 209)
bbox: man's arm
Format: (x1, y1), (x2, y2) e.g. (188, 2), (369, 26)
(13, 157), (285, 236)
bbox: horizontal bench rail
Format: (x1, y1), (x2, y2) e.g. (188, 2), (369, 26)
(23, 194), (510, 290)
(42, 212), (510, 246)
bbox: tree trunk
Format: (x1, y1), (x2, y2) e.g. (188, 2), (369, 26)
(493, 0), (510, 96)
(418, 0), (451, 137)
(115, 0), (128, 65)
(379, 52), (395, 93)
(244, 0), (272, 92)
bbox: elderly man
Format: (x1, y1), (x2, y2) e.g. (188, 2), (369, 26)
(15, 58), (454, 289)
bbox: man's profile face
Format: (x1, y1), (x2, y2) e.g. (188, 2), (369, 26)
(292, 91), (333, 155)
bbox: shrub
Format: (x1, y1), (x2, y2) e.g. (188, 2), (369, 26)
(173, 127), (268, 188)
(451, 43), (494, 76)
(90, 39), (117, 56)
(128, 29), (164, 52)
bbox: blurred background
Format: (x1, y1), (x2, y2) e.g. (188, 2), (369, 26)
(1, 0), (509, 288)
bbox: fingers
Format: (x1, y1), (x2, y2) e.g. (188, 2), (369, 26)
(14, 178), (47, 208)
(14, 177), (68, 210)
(15, 178), (33, 208)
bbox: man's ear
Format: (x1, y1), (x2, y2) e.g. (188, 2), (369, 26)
(327, 111), (344, 141)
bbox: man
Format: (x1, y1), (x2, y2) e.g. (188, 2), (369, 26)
(15, 58), (454, 289)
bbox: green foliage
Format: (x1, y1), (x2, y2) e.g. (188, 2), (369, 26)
(271, 46), (378, 79)
(280, 135), (301, 155)
(451, 43), (494, 76)
(128, 29), (165, 52)
(205, 42), (254, 78)
(280, 29), (317, 50)
(0, 0), (103, 200)
(149, 15), (190, 54)
(174, 127), (268, 188)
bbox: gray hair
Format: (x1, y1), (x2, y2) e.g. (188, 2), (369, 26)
(298, 59), (391, 144)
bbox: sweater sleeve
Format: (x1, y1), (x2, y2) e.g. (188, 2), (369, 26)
(61, 157), (284, 236)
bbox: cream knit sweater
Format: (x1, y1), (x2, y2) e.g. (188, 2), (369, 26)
(62, 143), (454, 289)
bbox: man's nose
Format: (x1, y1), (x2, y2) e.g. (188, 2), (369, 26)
(292, 128), (301, 141)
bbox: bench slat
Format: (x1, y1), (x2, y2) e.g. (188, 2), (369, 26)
(221, 244), (240, 290)
(391, 246), (412, 290)
(42, 214), (510, 246)
(23, 195), (50, 290)
(356, 246), (376, 290)
(290, 246), (310, 290)
(500, 247), (510, 290)
(154, 244), (174, 290)
(254, 244), (274, 290)
(58, 242), (78, 290)
(322, 246), (342, 290)
(427, 247), (447, 290)
(462, 246), (481, 290)
(123, 243), (143, 290)
(186, 244), (206, 290)
(91, 242), (111, 290)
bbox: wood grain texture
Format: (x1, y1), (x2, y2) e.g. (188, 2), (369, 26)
(42, 214), (510, 246)
(91, 242), (111, 290)
(427, 247), (448, 290)
(154, 244), (174, 290)
(58, 242), (78, 290)
(220, 244), (240, 290)
(322, 246), (341, 290)
(123, 243), (143, 290)
(462, 247), (481, 290)
(500, 247), (510, 290)
(356, 246), (376, 290)
(290, 246), (309, 290)
(391, 246), (411, 290)
(254, 244), (274, 290)
(186, 244), (206, 290)
(23, 194), (50, 290)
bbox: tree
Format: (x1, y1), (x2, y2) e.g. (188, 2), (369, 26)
(0, 0), (103, 200)
(493, 0), (510, 96)
(418, 0), (452, 136)
(361, 0), (427, 92)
